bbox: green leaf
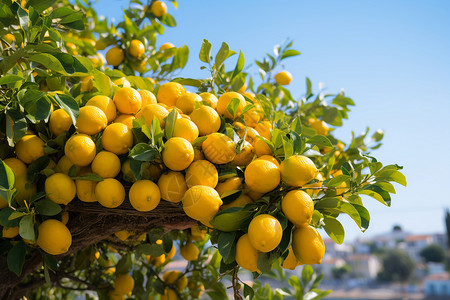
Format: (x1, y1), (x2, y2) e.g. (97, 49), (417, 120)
(138, 243), (165, 256)
(53, 93), (79, 125)
(7, 241), (27, 276)
(218, 231), (236, 264)
(306, 77), (312, 98)
(231, 50), (245, 79)
(19, 215), (35, 241)
(307, 135), (332, 147)
(282, 135), (294, 159)
(257, 253), (272, 273)
(323, 217), (345, 244)
(226, 97), (241, 119)
(0, 159), (15, 194)
(17, 6), (29, 32)
(115, 254), (132, 274)
(359, 184), (391, 206)
(315, 197), (362, 229)
(71, 174), (103, 181)
(171, 77), (203, 87)
(35, 199), (62, 216)
(352, 203), (370, 231)
(160, 14), (177, 27)
(214, 42), (229, 70)
(129, 143), (159, 162)
(192, 136), (207, 147)
(376, 169), (407, 187)
(210, 207), (253, 232)
(0, 208), (21, 228)
(164, 109), (178, 139)
(244, 283), (254, 299)
(281, 49), (301, 60)
(0, 75), (23, 85)
(27, 0), (57, 13)
(29, 53), (68, 75)
(325, 175), (351, 188)
(93, 69), (113, 97)
(302, 265), (314, 286)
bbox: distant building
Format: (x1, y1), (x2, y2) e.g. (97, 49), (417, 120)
(316, 257), (346, 279)
(424, 273), (450, 297)
(403, 234), (433, 260)
(323, 238), (353, 259)
(346, 254), (381, 279)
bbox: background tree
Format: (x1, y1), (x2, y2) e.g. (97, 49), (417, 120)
(420, 244), (445, 263)
(377, 249), (415, 283)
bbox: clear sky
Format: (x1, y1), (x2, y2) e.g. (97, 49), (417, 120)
(94, 0), (450, 241)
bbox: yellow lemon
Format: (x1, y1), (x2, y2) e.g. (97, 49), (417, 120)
(244, 160), (280, 194)
(56, 155), (79, 175)
(160, 42), (175, 52)
(129, 180), (161, 211)
(113, 77), (131, 87)
(136, 103), (169, 128)
(274, 71), (292, 85)
(292, 225), (325, 265)
(113, 87), (142, 115)
(3, 33), (15, 44)
(129, 39), (145, 58)
(75, 176), (97, 201)
(113, 114), (135, 129)
(309, 118), (329, 136)
(37, 219), (72, 255)
(182, 185), (222, 221)
(114, 274), (134, 295)
(162, 137), (194, 171)
(255, 155), (280, 168)
(151, 1), (167, 17)
(189, 105), (221, 136)
(3, 157), (27, 176)
(157, 82), (186, 107)
(106, 46), (124, 66)
(91, 151), (121, 178)
(49, 109), (73, 136)
(114, 230), (132, 241)
(235, 234), (260, 272)
(45, 173), (76, 205)
(157, 171), (187, 203)
(190, 224), (206, 241)
(64, 134), (96, 167)
(248, 214), (282, 252)
(281, 190), (314, 227)
(282, 246), (301, 270)
(232, 141), (254, 166)
(75, 106), (107, 135)
(139, 90), (157, 106)
(102, 123), (134, 155)
(221, 194), (253, 210)
(15, 134), (45, 164)
(175, 92), (202, 115)
(180, 242), (199, 261)
(80, 75), (94, 92)
(166, 245), (176, 260)
(61, 211), (69, 225)
(199, 92), (218, 109)
(86, 95), (117, 123)
(2, 226), (19, 238)
(163, 270), (188, 290)
(280, 155), (318, 187)
(254, 138), (272, 157)
(216, 92), (246, 119)
(95, 178), (125, 208)
(172, 118), (199, 143)
(254, 121), (272, 140)
(304, 172), (324, 197)
(185, 160), (218, 188)
(215, 177), (242, 197)
(201, 133), (235, 164)
(161, 288), (178, 300)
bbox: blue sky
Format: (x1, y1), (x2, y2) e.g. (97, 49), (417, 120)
(94, 0), (450, 241)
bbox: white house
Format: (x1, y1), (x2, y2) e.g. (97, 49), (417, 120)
(346, 254), (381, 279)
(424, 273), (450, 297)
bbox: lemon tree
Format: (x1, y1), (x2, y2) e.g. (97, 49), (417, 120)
(0, 1), (406, 299)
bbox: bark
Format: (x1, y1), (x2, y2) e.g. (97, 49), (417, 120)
(0, 199), (195, 299)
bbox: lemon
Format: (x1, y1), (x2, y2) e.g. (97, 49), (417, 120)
(3, 157), (27, 176)
(139, 90), (157, 106)
(45, 173), (76, 205)
(86, 95), (117, 123)
(201, 133), (236, 164)
(254, 121), (272, 140)
(282, 246), (301, 270)
(231, 141), (254, 166)
(49, 109), (73, 136)
(161, 288), (178, 300)
(188, 281), (204, 298)
(190, 224), (206, 241)
(248, 214), (282, 252)
(162, 137), (194, 171)
(95, 178), (125, 208)
(157, 82), (186, 107)
(216, 92), (246, 119)
(113, 114), (135, 129)
(75, 106), (107, 135)
(157, 171), (187, 203)
(274, 71), (292, 85)
(281, 190), (314, 227)
(221, 194), (253, 210)
(185, 160), (218, 188)
(114, 230), (132, 241)
(14, 176), (37, 205)
(280, 155), (318, 187)
(129, 180), (161, 211)
(180, 242), (199, 261)
(151, 1), (167, 17)
(113, 87), (142, 115)
(190, 105), (221, 136)
(215, 177), (242, 197)
(102, 123), (134, 155)
(309, 118), (329, 136)
(163, 270), (188, 290)
(175, 92), (202, 114)
(182, 185), (222, 221)
(148, 254), (166, 267)
(292, 225), (325, 265)
(3, 33), (15, 44)
(304, 172), (324, 197)
(106, 46), (124, 66)
(64, 134), (96, 167)
(90, 151), (120, 178)
(255, 155), (280, 168)
(2, 226), (19, 238)
(129, 39), (145, 58)
(37, 219), (72, 255)
(244, 160), (280, 194)
(61, 211), (69, 225)
(121, 159), (136, 183)
(235, 233), (260, 272)
(15, 134), (45, 164)
(114, 274), (134, 295)
(254, 138), (272, 157)
(166, 245), (176, 260)
(80, 75), (94, 92)
(113, 77), (131, 88)
(136, 103), (169, 128)
(199, 92), (218, 109)
(56, 155), (79, 175)
(172, 118), (199, 143)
